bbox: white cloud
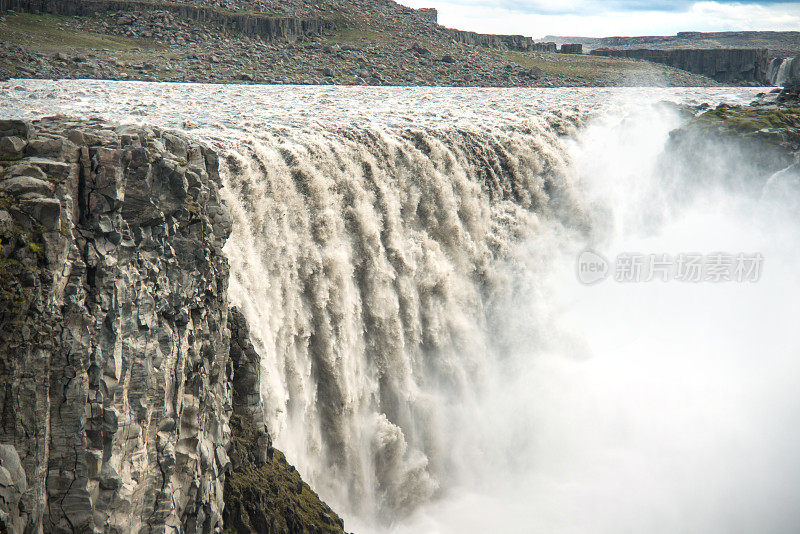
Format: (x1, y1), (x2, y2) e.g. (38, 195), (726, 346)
(398, 0), (800, 37)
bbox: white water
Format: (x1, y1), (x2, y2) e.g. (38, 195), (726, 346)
(4, 81), (798, 533)
(768, 57), (797, 86)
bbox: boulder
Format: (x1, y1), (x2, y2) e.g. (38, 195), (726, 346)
(0, 175), (54, 196)
(0, 136), (26, 156)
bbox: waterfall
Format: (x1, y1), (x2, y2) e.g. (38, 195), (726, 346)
(768, 56), (797, 86)
(219, 121), (588, 522)
(216, 96), (800, 533)
(5, 79), (793, 533)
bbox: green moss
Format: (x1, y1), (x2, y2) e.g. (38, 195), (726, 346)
(224, 415), (344, 533)
(685, 106), (800, 148)
(503, 50), (652, 82)
(695, 107), (800, 132)
(28, 242), (44, 259)
(0, 154), (24, 163)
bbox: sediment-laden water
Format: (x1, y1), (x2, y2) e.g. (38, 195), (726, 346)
(5, 81), (798, 533)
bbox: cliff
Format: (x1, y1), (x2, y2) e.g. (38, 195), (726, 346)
(0, 118), (343, 533)
(559, 44), (583, 54)
(662, 95), (800, 201)
(449, 29), (530, 50)
(590, 48), (769, 84)
(0, 0), (332, 42)
(542, 31), (800, 58)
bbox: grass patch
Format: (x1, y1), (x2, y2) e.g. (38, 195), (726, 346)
(0, 12), (160, 51)
(504, 51), (652, 81)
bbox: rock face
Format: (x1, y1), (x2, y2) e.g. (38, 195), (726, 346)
(559, 44), (583, 54)
(0, 117), (233, 532)
(0, 117), (346, 533)
(446, 28), (554, 52)
(590, 48), (770, 84)
(415, 7), (437, 22)
(0, 0), (332, 42)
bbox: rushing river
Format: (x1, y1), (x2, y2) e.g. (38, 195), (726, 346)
(3, 81), (798, 533)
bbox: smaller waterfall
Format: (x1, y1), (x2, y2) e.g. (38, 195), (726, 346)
(768, 56), (798, 86)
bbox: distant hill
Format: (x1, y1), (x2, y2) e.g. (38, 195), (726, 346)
(542, 31), (800, 58)
(0, 0), (721, 86)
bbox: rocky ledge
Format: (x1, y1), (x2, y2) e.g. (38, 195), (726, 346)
(0, 117), (343, 533)
(663, 85), (800, 197)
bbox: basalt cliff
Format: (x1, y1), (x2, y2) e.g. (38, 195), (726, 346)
(0, 117), (343, 533)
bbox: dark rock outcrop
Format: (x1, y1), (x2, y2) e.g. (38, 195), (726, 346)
(536, 42), (557, 53)
(559, 44), (583, 54)
(415, 7), (437, 22)
(447, 28), (537, 52)
(662, 104), (800, 199)
(590, 47), (770, 84)
(0, 0), (332, 42)
(446, 29), (558, 53)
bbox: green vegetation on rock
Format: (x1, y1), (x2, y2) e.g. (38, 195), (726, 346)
(224, 415), (345, 534)
(695, 106), (800, 134)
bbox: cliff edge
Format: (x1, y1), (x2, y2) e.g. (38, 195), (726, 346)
(0, 117), (343, 533)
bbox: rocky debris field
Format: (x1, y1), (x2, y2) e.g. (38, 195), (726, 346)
(0, 115), (344, 533)
(0, 5), (721, 87)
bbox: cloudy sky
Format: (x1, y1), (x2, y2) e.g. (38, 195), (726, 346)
(397, 0), (800, 37)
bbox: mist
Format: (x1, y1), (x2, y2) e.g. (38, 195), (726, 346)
(384, 99), (800, 534)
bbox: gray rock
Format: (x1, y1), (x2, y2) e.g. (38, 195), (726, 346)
(20, 197), (61, 230)
(0, 118), (233, 533)
(6, 162), (47, 180)
(0, 119), (30, 139)
(0, 136), (26, 156)
(0, 444), (26, 492)
(0, 175), (54, 196)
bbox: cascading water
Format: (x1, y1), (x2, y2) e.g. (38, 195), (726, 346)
(768, 56), (797, 86)
(218, 121), (586, 521)
(4, 81), (798, 533)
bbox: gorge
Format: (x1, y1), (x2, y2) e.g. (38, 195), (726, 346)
(3, 81), (800, 533)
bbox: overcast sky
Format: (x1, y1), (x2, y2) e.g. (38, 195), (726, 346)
(397, 0), (800, 37)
